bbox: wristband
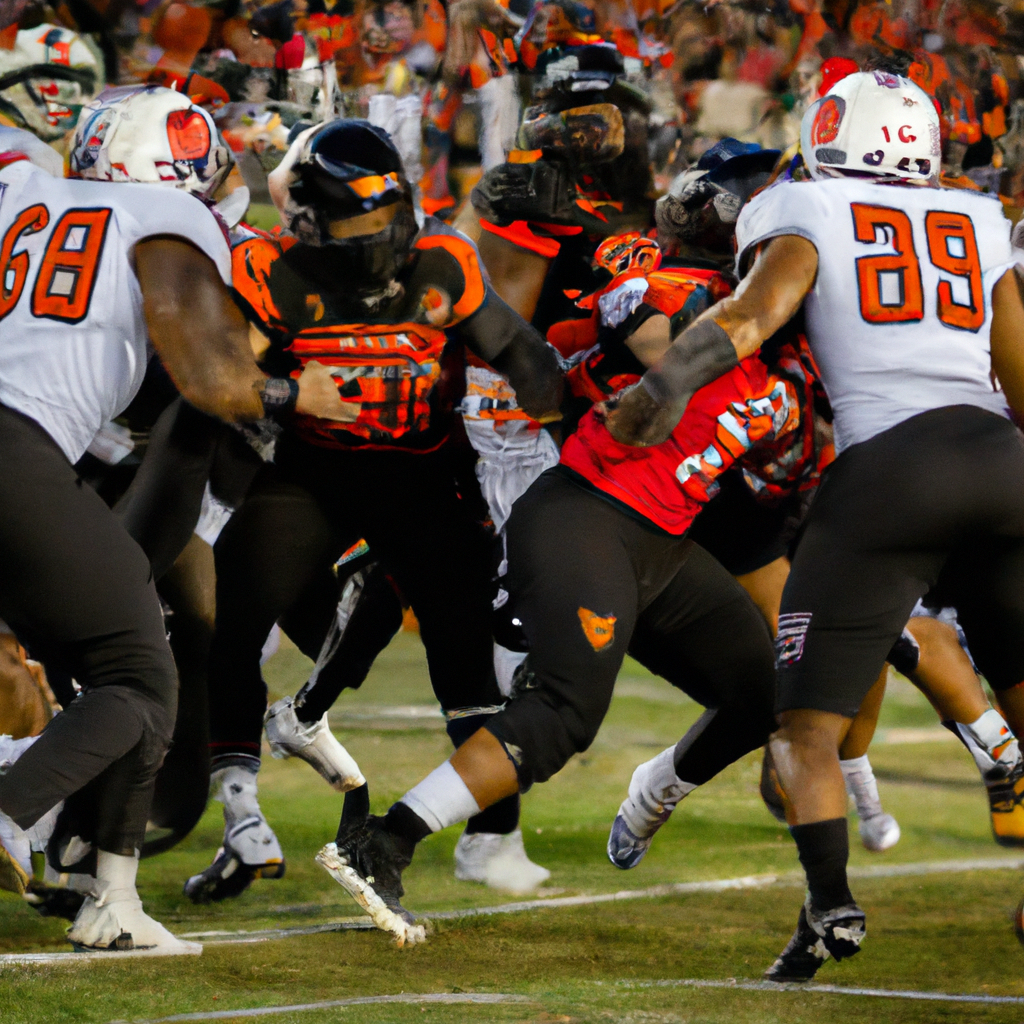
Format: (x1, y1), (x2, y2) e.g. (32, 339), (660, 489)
(260, 376), (299, 417)
(641, 318), (738, 407)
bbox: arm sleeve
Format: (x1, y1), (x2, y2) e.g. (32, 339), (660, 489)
(122, 186), (233, 285)
(734, 181), (824, 278)
(457, 287), (564, 419)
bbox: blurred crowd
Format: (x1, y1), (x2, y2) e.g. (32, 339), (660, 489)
(1, 0), (1023, 219)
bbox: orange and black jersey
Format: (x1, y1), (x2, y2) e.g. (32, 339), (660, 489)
(231, 220), (490, 453)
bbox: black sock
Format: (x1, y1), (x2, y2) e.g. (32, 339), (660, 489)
(790, 817), (854, 911)
(465, 793), (520, 835)
(382, 800), (433, 849)
(340, 783), (370, 827)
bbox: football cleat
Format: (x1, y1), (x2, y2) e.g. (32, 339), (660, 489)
(453, 829), (551, 893)
(68, 892), (200, 954)
(987, 765), (1024, 847)
(68, 850), (201, 954)
(858, 812), (901, 852)
(764, 898), (865, 982)
(183, 766), (284, 903)
(264, 697), (365, 792)
(607, 747), (696, 869)
(317, 814), (425, 946)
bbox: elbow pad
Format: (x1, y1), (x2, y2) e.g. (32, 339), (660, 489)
(641, 318), (738, 409)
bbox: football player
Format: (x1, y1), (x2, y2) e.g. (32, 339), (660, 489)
(607, 70), (1024, 980)
(0, 88), (347, 952)
(184, 118), (563, 904)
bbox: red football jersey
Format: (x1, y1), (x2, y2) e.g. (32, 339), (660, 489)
(560, 356), (800, 535)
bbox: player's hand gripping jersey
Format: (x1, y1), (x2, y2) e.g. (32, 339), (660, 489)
(0, 161), (230, 463)
(736, 178), (1018, 453)
(232, 219), (490, 453)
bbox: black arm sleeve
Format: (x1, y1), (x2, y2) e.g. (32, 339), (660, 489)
(457, 287), (564, 419)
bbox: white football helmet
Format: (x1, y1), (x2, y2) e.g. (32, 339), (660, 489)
(69, 85), (232, 199)
(800, 70), (940, 184)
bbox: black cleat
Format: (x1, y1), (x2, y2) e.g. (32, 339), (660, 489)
(316, 814), (426, 945)
(764, 899), (865, 982)
(183, 845), (285, 904)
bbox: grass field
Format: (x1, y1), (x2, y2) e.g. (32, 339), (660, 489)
(3, 631), (1024, 1023)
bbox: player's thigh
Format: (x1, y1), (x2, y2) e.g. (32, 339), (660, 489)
(213, 467), (344, 631)
(0, 409), (166, 669)
(630, 541), (776, 718)
(496, 473), (641, 755)
(945, 537), (1024, 692)
(777, 516), (936, 718)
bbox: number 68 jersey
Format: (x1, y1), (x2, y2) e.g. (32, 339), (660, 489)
(0, 161), (231, 463)
(735, 177), (1018, 454)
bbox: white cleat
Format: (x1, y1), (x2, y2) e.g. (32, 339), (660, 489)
(67, 851), (201, 955)
(607, 746), (696, 869)
(264, 697), (365, 791)
(316, 842), (427, 947)
(68, 893), (201, 954)
(184, 766), (284, 903)
(858, 812), (901, 852)
(453, 829), (551, 894)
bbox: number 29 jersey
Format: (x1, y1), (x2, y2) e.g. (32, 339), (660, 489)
(735, 177), (1017, 453)
(0, 161), (231, 463)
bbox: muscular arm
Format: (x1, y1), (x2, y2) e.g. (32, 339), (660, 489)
(990, 267), (1024, 417)
(457, 289), (564, 421)
(476, 230), (552, 321)
(605, 234), (818, 446)
(136, 238), (267, 422)
(624, 313), (671, 368)
(136, 238), (350, 423)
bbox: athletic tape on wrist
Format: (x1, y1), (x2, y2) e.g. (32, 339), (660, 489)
(260, 377), (299, 417)
(641, 318), (737, 407)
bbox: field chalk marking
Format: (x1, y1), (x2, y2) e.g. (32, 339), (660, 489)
(619, 977), (1024, 1005)
(107, 993), (531, 1024)
(4, 856), (1020, 967)
(100, 977), (1024, 1023)
(182, 855), (1023, 944)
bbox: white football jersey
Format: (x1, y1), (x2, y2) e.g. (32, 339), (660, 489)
(735, 177), (1017, 453)
(0, 161), (231, 462)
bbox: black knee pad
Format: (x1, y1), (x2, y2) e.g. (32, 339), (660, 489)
(886, 628), (921, 676)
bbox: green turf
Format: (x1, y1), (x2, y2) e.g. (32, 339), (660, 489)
(3, 632), (1023, 1023)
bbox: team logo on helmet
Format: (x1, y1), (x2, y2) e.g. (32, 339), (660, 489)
(71, 106), (113, 172)
(167, 109), (211, 162)
(811, 97), (845, 146)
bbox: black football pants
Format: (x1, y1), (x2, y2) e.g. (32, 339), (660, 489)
(490, 468), (778, 789)
(0, 405), (177, 855)
(778, 405), (1024, 718)
(207, 435), (503, 765)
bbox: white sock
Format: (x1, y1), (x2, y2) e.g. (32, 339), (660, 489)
(621, 746), (697, 837)
(212, 765), (262, 821)
(400, 761), (481, 834)
(954, 708), (1021, 782)
(840, 754), (884, 821)
(94, 850), (140, 904)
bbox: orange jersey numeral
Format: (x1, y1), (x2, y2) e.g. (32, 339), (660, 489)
(851, 203), (924, 324)
(32, 208), (111, 322)
(0, 203), (48, 320)
(925, 210), (984, 331)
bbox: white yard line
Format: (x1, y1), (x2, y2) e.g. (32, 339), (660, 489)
(4, 856), (1020, 966)
(107, 993), (531, 1024)
(617, 978), (1024, 1005)
(180, 856), (1022, 943)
